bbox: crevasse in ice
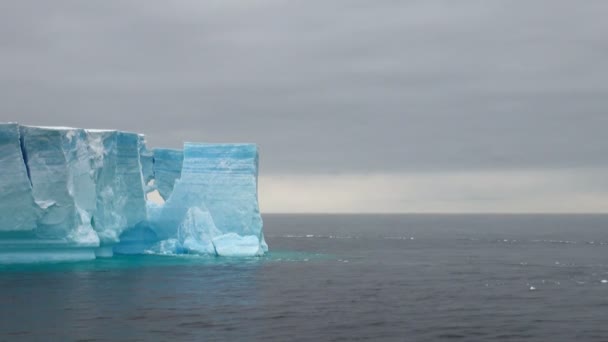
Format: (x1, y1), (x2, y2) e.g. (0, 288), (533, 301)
(18, 126), (100, 247)
(0, 123), (266, 263)
(152, 148), (183, 200)
(138, 134), (154, 191)
(0, 123), (40, 233)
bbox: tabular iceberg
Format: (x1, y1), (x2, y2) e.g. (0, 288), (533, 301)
(0, 123), (266, 263)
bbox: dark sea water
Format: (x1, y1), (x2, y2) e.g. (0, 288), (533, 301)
(2, 214), (608, 341)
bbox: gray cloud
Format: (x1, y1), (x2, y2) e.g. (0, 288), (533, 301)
(1, 0), (607, 174)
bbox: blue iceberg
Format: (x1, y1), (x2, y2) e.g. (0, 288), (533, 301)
(147, 144), (266, 256)
(0, 123), (266, 263)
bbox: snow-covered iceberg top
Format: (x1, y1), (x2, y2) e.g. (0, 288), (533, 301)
(0, 123), (266, 263)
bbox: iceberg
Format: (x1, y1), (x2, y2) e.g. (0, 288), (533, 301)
(0, 123), (266, 263)
(147, 143), (266, 256)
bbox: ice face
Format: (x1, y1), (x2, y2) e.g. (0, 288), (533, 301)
(153, 148), (183, 200)
(0, 123), (267, 263)
(88, 130), (147, 245)
(18, 126), (99, 246)
(0, 123), (39, 232)
(149, 144), (265, 256)
(18, 127), (147, 248)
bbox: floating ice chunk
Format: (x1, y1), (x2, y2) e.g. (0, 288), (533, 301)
(177, 207), (221, 255)
(212, 233), (263, 257)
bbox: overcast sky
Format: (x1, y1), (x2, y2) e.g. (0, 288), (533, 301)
(1, 0), (607, 212)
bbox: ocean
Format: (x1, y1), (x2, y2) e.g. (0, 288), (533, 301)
(1, 214), (608, 341)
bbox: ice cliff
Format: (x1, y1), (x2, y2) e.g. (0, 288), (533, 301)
(0, 123), (266, 263)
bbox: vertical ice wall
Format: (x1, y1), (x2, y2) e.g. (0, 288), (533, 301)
(148, 144), (266, 256)
(19, 126), (99, 246)
(0, 123), (39, 232)
(7, 127), (147, 249)
(87, 130), (148, 245)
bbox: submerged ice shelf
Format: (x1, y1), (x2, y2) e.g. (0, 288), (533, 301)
(0, 123), (266, 263)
